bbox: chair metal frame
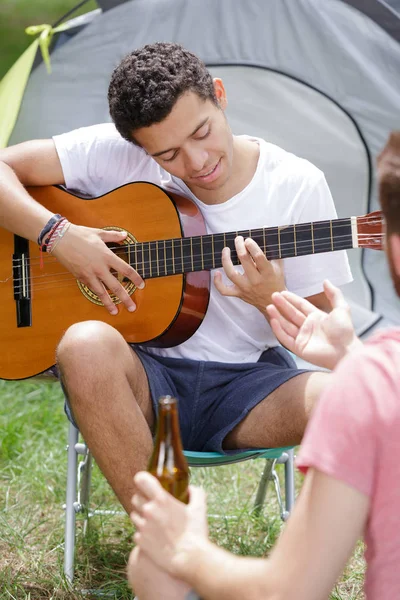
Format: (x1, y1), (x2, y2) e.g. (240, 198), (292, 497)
(64, 422), (295, 583)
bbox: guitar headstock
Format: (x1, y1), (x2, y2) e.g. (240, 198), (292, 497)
(356, 210), (385, 250)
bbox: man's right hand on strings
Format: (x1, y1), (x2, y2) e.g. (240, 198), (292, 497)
(52, 224), (144, 315)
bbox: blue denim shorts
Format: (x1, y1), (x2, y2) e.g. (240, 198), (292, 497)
(63, 345), (307, 453)
(134, 346), (308, 453)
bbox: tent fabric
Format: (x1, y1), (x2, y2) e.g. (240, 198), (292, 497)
(0, 11), (101, 149)
(0, 41), (38, 149)
(344, 0), (400, 41)
(6, 0), (400, 333)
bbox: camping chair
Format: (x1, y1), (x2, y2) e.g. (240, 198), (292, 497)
(64, 421), (295, 583)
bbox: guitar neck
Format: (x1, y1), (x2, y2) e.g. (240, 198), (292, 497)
(125, 216), (356, 279)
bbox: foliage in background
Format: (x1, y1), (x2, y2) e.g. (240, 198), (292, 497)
(0, 0), (98, 79)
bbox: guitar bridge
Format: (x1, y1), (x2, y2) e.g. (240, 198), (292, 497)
(13, 235), (32, 327)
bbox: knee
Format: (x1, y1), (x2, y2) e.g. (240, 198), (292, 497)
(56, 320), (124, 372)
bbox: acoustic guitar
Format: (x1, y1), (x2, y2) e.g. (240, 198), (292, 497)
(2, 182), (383, 380)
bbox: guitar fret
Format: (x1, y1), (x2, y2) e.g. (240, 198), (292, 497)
(311, 223), (315, 254)
(212, 233), (225, 268)
(223, 232), (238, 265)
(167, 239), (173, 275)
(164, 240), (167, 276)
(136, 243), (143, 278)
(134, 242), (138, 271)
(172, 239), (175, 274)
(202, 237), (213, 270)
(172, 238), (181, 274)
(234, 232), (240, 264)
(313, 221), (332, 254)
(278, 227), (282, 258)
(148, 242), (152, 278)
(264, 227), (278, 260)
(279, 225), (296, 258)
(200, 236), (204, 270)
(293, 224), (297, 256)
(190, 237), (194, 272)
(295, 223), (313, 256)
(181, 239), (184, 273)
(182, 237), (192, 272)
(333, 218), (353, 251)
(249, 229), (264, 252)
(330, 220), (333, 251)
(156, 240), (159, 277)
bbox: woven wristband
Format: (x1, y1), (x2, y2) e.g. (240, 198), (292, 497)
(37, 214), (63, 249)
(48, 221), (71, 254)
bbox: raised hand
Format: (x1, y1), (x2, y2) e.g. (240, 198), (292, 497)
(130, 472), (209, 580)
(52, 224), (144, 314)
(214, 236), (286, 313)
(266, 280), (362, 370)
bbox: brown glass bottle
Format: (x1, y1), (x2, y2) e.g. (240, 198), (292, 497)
(148, 395), (189, 504)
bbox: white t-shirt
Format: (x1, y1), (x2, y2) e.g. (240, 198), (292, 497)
(53, 123), (352, 363)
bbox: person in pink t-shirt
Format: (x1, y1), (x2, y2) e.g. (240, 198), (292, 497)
(127, 131), (400, 600)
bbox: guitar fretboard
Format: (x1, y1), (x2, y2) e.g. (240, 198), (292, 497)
(124, 218), (354, 279)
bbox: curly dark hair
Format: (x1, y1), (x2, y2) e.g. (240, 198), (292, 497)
(108, 42), (217, 144)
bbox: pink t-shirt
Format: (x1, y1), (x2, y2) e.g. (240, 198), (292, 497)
(296, 327), (400, 600)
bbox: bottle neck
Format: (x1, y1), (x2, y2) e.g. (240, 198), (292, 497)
(148, 396), (189, 503)
(154, 402), (183, 452)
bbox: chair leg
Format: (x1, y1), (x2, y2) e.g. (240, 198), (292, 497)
(254, 450), (296, 521)
(64, 423), (79, 583)
(284, 448), (295, 517)
(253, 459), (275, 514)
(78, 449), (93, 536)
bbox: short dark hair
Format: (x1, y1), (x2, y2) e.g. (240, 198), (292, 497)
(108, 42), (217, 144)
(378, 132), (400, 237)
(380, 174), (400, 237)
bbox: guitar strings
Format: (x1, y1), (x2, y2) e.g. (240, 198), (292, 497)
(11, 232), (384, 290)
(10, 230), (384, 271)
(10, 232), (383, 280)
(9, 212), (384, 267)
(10, 234), (384, 295)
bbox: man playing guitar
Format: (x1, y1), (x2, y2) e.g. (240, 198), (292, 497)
(0, 42), (352, 514)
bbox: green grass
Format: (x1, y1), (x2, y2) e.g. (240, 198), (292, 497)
(0, 379), (366, 599)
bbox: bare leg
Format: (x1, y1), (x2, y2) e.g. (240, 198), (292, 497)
(57, 320), (154, 513)
(128, 547), (190, 600)
(224, 371), (330, 449)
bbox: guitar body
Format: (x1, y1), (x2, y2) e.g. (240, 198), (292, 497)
(0, 183), (210, 380)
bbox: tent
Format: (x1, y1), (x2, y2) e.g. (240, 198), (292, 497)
(2, 0), (400, 339)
